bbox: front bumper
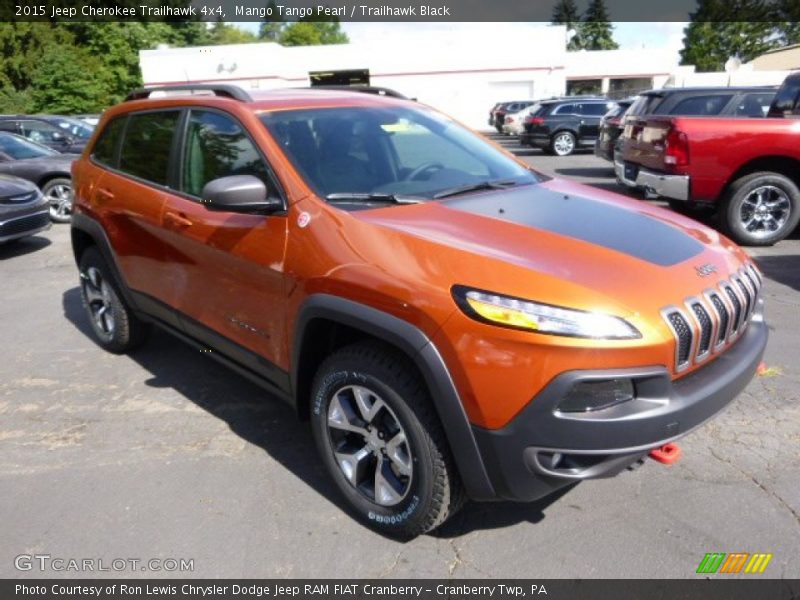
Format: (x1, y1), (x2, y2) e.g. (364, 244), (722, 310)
(614, 159), (690, 201)
(471, 313), (767, 501)
(0, 204), (51, 243)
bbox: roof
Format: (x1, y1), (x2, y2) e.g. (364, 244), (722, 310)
(122, 85), (414, 113)
(643, 86), (777, 95)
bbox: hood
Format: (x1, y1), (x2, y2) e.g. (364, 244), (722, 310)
(353, 178), (750, 319)
(0, 173), (38, 197)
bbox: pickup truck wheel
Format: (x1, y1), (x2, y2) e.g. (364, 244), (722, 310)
(550, 131), (576, 156)
(721, 172), (800, 246)
(310, 342), (464, 538)
(78, 247), (150, 353)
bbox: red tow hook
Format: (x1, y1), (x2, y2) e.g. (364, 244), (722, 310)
(649, 443), (682, 465)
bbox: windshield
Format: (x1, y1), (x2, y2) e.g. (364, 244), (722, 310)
(52, 117), (94, 139)
(261, 106), (539, 202)
(0, 133), (58, 159)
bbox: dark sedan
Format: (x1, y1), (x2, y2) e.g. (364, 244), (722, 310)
(0, 115), (86, 154)
(594, 98), (635, 162)
(0, 133), (75, 223)
(0, 174), (50, 244)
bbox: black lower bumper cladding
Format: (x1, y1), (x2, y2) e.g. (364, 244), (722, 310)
(472, 313), (768, 501)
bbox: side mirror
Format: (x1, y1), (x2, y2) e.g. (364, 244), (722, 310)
(201, 175), (283, 214)
(51, 132), (66, 142)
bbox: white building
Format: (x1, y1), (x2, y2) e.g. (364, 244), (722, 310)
(140, 25), (685, 129)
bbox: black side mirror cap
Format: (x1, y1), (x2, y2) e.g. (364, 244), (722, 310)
(201, 175), (283, 214)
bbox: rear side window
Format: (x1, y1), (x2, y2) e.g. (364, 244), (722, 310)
(580, 103), (611, 116)
(604, 103), (630, 119)
(768, 76), (800, 117)
(0, 121), (18, 133)
(554, 103), (578, 115)
(627, 94), (664, 116)
(91, 117), (126, 167)
(119, 111), (180, 186)
(182, 110), (270, 197)
(669, 95), (730, 116)
(732, 92), (775, 117)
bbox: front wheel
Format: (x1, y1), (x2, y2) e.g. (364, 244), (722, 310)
(719, 172), (800, 246)
(310, 342), (463, 538)
(79, 247), (150, 353)
(42, 177), (74, 223)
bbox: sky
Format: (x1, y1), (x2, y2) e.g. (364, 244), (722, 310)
(237, 22), (689, 61)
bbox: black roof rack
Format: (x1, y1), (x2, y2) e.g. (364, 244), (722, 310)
(307, 85), (409, 99)
(125, 85), (252, 102)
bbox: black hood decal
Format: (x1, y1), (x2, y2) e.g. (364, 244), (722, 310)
(442, 186), (704, 267)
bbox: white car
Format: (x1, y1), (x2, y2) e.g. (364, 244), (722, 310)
(502, 103), (540, 136)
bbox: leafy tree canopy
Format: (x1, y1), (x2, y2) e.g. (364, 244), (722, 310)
(680, 0), (791, 71)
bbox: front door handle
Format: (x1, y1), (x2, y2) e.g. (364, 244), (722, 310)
(164, 211), (193, 229)
(95, 188), (114, 203)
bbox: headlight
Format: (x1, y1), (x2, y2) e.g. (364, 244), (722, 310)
(452, 286), (641, 340)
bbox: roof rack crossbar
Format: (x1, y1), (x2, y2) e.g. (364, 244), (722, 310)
(125, 85), (252, 102)
(306, 85), (409, 99)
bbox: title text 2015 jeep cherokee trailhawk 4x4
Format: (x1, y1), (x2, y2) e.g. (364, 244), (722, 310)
(70, 85), (768, 537)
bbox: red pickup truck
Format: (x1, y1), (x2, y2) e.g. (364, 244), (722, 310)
(616, 72), (800, 246)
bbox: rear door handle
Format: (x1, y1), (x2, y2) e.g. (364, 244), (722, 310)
(164, 211), (193, 229)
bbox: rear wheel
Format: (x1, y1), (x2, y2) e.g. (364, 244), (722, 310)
(719, 172), (800, 246)
(550, 131), (576, 156)
(79, 247), (150, 353)
(310, 342), (464, 538)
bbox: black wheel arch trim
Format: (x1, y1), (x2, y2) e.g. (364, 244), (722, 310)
(70, 213), (139, 311)
(293, 294), (496, 500)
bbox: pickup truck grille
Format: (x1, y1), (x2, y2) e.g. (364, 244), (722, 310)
(661, 264), (762, 373)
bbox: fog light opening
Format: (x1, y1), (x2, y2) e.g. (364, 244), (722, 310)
(557, 378), (636, 413)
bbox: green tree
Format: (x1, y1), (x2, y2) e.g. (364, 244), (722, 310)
(280, 21), (349, 46)
(551, 0), (583, 51)
(208, 22), (259, 45)
(580, 0), (619, 50)
(776, 0), (800, 45)
(0, 23), (73, 91)
(680, 0), (783, 72)
(259, 1), (284, 42)
(29, 45), (114, 113)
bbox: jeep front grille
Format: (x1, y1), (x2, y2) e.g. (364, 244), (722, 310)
(690, 301), (713, 357)
(661, 265), (762, 372)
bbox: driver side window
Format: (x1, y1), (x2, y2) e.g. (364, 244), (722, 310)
(182, 110), (270, 198)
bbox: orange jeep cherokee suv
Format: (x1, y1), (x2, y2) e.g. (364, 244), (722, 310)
(71, 85), (768, 537)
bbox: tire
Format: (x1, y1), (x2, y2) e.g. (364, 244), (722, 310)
(719, 172), (800, 246)
(310, 341), (464, 538)
(42, 177), (73, 223)
(550, 131), (576, 157)
(78, 247), (150, 353)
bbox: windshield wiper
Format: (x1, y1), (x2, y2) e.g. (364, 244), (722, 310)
(325, 193), (424, 205)
(432, 179), (519, 200)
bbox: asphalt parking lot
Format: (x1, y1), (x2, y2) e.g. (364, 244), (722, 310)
(1, 142), (798, 579)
